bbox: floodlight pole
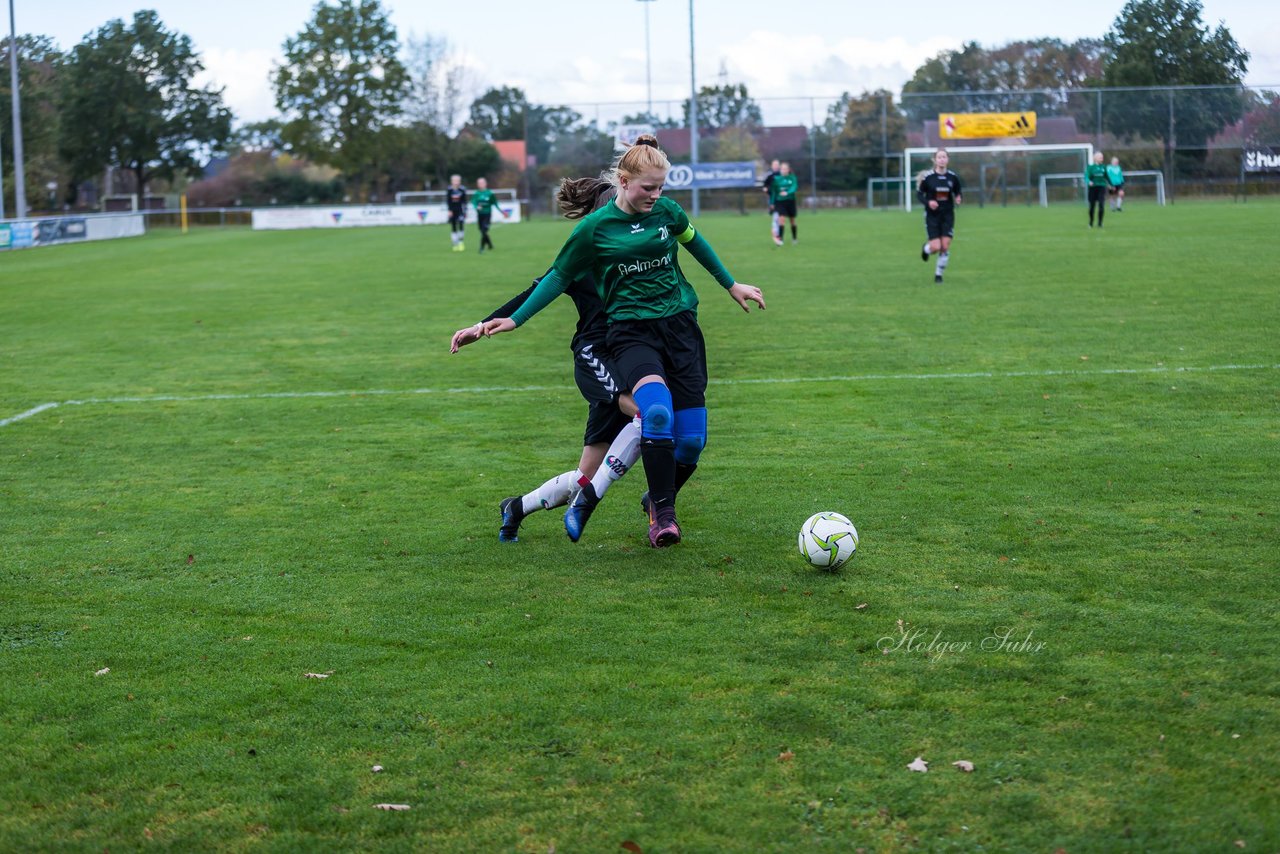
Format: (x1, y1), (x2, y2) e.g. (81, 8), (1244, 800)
(688, 0), (699, 217)
(8, 0), (27, 218)
(637, 0), (655, 117)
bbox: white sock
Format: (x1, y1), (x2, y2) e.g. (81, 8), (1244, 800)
(770, 212), (779, 237)
(590, 417), (642, 498)
(935, 251), (950, 276)
(923, 242), (932, 257)
(523, 469), (583, 514)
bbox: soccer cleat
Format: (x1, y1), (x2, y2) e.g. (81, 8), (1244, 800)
(773, 236), (784, 247)
(921, 243), (929, 262)
(648, 509), (681, 548)
(640, 491), (653, 524)
(563, 483), (600, 542)
(499, 496), (525, 542)
(935, 274), (943, 284)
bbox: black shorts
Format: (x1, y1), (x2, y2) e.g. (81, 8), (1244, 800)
(775, 198), (797, 218)
(1088, 186), (1107, 205)
(606, 310), (708, 410)
(924, 208), (955, 240)
(574, 343), (630, 445)
(477, 211), (492, 230)
(1108, 183), (1124, 195)
(448, 207), (465, 228)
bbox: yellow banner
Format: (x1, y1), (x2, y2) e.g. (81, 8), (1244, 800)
(939, 112), (1037, 139)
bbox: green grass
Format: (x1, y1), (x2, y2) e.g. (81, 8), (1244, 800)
(1, 201), (1277, 852)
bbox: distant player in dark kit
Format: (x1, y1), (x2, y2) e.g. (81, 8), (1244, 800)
(471, 177), (508, 253)
(761, 158), (781, 244)
(1085, 152), (1111, 229)
(918, 148), (962, 283)
(770, 162), (799, 245)
(446, 174), (467, 252)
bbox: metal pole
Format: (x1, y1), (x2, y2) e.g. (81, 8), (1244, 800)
(8, 0), (27, 218)
(1, 118), (6, 219)
(637, 0), (655, 117)
(688, 0), (699, 217)
(808, 97), (817, 214)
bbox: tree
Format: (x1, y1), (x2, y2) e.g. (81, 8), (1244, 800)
(273, 0), (409, 192)
(901, 38), (1105, 122)
(1102, 0), (1250, 172)
(467, 86), (581, 166)
(58, 11), (231, 200)
(683, 83), (762, 130)
(1, 35), (64, 210)
(816, 90), (906, 191)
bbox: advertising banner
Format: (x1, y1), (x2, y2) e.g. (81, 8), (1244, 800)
(0, 213), (141, 251)
(939, 112), (1037, 139)
(1244, 147), (1280, 172)
(252, 203), (523, 231)
(664, 161), (759, 190)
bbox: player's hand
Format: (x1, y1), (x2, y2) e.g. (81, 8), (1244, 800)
(954, 196), (962, 206)
(450, 323), (485, 353)
(482, 317), (517, 337)
(928, 200), (939, 211)
(728, 282), (765, 312)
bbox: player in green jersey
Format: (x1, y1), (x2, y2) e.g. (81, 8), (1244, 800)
(770, 162), (800, 245)
(482, 135), (766, 548)
(1085, 152), (1111, 228)
(1106, 157), (1125, 212)
(471, 177), (508, 252)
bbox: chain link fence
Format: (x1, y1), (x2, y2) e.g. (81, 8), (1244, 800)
(558, 84), (1280, 210)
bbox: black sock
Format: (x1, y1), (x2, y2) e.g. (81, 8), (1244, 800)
(791, 224), (797, 239)
(640, 438), (677, 513)
(673, 462), (697, 495)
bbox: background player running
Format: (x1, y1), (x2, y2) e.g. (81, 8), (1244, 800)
(471, 177), (509, 253)
(1107, 157), (1125, 212)
(770, 162), (800, 246)
(446, 174), (467, 252)
(1085, 152), (1111, 229)
(918, 149), (962, 283)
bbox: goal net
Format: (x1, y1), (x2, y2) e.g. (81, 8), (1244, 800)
(1039, 170), (1166, 206)
(395, 188), (519, 209)
(904, 144), (1093, 211)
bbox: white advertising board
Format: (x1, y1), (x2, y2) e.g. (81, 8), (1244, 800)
(252, 203), (522, 231)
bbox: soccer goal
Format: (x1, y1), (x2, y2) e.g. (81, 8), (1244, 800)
(395, 188), (519, 207)
(1038, 170), (1165, 206)
(904, 144), (1093, 212)
(866, 177), (911, 210)
(102, 194), (139, 213)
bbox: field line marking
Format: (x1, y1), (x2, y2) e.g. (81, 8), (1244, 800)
(3, 363), (1277, 428)
(0, 402), (59, 427)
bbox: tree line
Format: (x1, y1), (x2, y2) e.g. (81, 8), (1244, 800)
(0, 0), (1269, 211)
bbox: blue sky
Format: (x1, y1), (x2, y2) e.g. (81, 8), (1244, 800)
(15, 0), (1279, 126)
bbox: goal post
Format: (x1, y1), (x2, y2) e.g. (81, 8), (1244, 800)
(905, 143), (1093, 212)
(1039, 169), (1165, 206)
(866, 177), (910, 210)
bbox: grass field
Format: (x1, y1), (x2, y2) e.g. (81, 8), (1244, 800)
(1, 200), (1277, 852)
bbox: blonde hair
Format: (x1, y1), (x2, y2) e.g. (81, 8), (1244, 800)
(604, 134), (669, 189)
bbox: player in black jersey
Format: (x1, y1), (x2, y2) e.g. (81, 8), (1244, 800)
(917, 149), (962, 284)
(449, 179), (640, 544)
(446, 174), (467, 252)
(761, 159), (781, 245)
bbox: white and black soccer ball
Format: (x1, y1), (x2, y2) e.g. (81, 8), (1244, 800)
(798, 512), (859, 569)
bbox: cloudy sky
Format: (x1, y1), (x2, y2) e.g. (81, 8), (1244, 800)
(18, 0), (1280, 127)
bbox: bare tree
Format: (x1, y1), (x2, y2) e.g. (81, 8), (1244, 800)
(404, 33), (471, 136)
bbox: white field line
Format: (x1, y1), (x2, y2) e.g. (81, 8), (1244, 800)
(2, 363), (1277, 429)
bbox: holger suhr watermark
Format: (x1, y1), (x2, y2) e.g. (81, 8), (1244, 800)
(877, 624), (1047, 663)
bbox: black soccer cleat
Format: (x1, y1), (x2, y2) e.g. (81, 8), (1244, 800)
(563, 483), (600, 543)
(639, 491), (653, 524)
(935, 274), (943, 284)
(499, 496), (525, 542)
(922, 243), (930, 262)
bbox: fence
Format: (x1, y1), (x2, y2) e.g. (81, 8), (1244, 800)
(553, 83), (1280, 208)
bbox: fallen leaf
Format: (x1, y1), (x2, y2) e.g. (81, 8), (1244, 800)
(186, 554), (195, 565)
(304, 672), (331, 679)
(373, 803), (411, 811)
(621, 842), (643, 854)
(777, 750), (794, 762)
(953, 760), (975, 772)
(855, 603), (868, 610)
(94, 667), (110, 677)
(1234, 841), (1245, 849)
(371, 765), (384, 773)
(907, 756), (929, 773)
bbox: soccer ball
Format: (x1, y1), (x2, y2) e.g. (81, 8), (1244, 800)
(798, 512), (859, 569)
